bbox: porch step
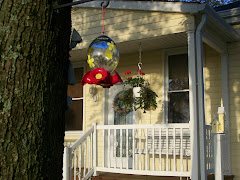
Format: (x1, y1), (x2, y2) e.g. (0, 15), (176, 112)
(92, 172), (189, 180)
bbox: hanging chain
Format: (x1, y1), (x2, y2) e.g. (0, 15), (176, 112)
(138, 42), (142, 72)
(101, 1), (109, 35)
(101, 5), (106, 35)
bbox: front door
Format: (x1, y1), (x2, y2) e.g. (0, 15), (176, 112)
(108, 85), (134, 168)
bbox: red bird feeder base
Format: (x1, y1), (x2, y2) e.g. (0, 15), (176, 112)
(81, 68), (123, 88)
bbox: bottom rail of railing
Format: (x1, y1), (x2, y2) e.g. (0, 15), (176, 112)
(96, 167), (191, 177)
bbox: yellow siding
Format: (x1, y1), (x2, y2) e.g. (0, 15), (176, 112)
(203, 44), (222, 125)
(228, 42), (240, 180)
(72, 7), (194, 50)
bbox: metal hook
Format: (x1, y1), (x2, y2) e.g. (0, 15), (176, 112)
(101, 0), (110, 8)
(138, 62), (142, 71)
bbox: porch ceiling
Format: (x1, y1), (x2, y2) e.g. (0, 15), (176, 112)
(70, 33), (188, 62)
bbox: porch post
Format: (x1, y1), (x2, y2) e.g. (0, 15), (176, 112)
(221, 54), (232, 175)
(196, 14), (208, 180)
(187, 30), (200, 180)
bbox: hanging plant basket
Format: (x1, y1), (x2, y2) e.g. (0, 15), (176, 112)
(113, 42), (158, 113)
(133, 87), (141, 98)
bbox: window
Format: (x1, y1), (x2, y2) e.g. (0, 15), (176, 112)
(65, 67), (84, 131)
(167, 54), (190, 123)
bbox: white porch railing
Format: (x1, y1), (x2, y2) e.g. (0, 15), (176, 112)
(206, 125), (214, 174)
(63, 123), (214, 179)
(63, 124), (96, 180)
(97, 123), (191, 177)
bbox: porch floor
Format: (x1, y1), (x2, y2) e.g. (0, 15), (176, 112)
(92, 172), (190, 180)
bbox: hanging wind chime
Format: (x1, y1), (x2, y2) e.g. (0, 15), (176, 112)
(81, 1), (123, 88)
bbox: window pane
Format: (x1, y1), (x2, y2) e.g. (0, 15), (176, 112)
(168, 54), (189, 91)
(65, 100), (83, 130)
(67, 67), (84, 97)
(168, 92), (189, 123)
(65, 67), (84, 131)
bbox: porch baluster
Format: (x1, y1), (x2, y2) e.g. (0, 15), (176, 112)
(88, 135), (91, 173)
(173, 128), (176, 171)
(84, 140), (86, 177)
(206, 128), (209, 170)
(152, 128), (155, 171)
(114, 128), (117, 169)
(133, 128), (135, 170)
(120, 128), (123, 169)
(103, 130), (105, 167)
(166, 128), (169, 171)
(139, 129), (142, 170)
(108, 129), (110, 168)
(180, 128), (183, 172)
(74, 149), (77, 180)
(79, 144), (82, 180)
(159, 128), (162, 171)
(145, 129), (148, 171)
(126, 128), (129, 170)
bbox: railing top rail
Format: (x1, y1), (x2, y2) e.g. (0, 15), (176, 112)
(205, 125), (212, 130)
(97, 123), (190, 130)
(70, 126), (94, 151)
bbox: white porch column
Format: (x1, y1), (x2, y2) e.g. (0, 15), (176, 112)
(187, 30), (199, 180)
(221, 54), (232, 175)
(196, 14), (208, 180)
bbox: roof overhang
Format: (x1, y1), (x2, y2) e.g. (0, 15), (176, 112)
(74, 0), (240, 42)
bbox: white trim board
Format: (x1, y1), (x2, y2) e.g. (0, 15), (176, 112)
(65, 131), (84, 136)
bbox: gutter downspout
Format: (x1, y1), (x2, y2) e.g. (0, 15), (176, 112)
(196, 14), (208, 180)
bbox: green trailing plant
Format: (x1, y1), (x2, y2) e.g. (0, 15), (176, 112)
(136, 87), (158, 112)
(113, 70), (158, 113)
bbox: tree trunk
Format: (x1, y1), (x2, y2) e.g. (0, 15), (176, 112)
(0, 0), (72, 179)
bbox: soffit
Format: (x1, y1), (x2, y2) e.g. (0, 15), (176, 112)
(70, 32), (187, 62)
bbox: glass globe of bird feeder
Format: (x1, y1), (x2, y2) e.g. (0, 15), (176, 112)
(87, 35), (119, 73)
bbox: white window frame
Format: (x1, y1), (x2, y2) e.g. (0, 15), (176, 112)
(163, 47), (189, 124)
(65, 61), (86, 135)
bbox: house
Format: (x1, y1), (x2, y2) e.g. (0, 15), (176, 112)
(63, 1), (240, 180)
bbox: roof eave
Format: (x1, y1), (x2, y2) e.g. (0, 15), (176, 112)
(203, 4), (240, 41)
(74, 1), (240, 41)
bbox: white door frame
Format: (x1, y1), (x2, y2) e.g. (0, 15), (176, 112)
(103, 84), (136, 168)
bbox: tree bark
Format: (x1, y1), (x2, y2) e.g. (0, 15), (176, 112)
(0, 0), (72, 179)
